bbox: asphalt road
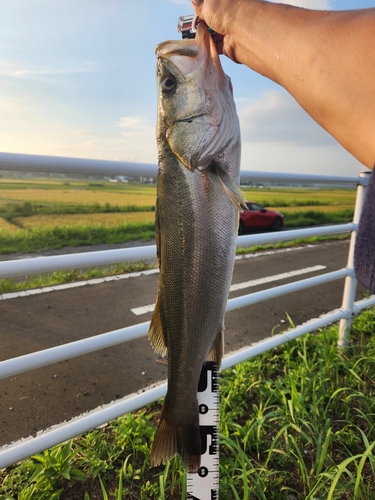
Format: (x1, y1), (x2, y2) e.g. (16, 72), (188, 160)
(0, 239), (366, 446)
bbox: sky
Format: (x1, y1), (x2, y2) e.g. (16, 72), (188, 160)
(0, 0), (373, 177)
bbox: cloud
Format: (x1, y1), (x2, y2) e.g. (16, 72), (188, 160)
(237, 88), (363, 176)
(73, 129), (100, 137)
(238, 90), (335, 147)
(0, 110), (158, 165)
(117, 116), (150, 129)
(117, 116), (157, 161)
(269, 0), (331, 8)
(240, 138), (362, 177)
(0, 61), (97, 79)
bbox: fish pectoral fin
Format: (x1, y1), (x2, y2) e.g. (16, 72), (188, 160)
(148, 297), (168, 356)
(205, 327), (224, 369)
(211, 161), (247, 212)
(150, 400), (201, 473)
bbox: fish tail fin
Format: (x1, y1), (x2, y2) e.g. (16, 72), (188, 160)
(150, 402), (201, 473)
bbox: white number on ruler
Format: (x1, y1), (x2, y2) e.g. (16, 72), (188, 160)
(187, 362), (219, 500)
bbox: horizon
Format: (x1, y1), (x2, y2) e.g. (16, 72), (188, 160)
(0, 0), (373, 177)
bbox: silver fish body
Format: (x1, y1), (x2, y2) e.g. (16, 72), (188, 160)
(149, 23), (245, 473)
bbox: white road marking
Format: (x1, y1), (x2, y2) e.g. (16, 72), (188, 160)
(131, 304), (156, 315)
(234, 245), (312, 261)
(229, 265), (326, 291)
(130, 264), (327, 316)
(0, 268), (159, 301)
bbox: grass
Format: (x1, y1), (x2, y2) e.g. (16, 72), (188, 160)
(0, 179), (355, 296)
(0, 202), (155, 223)
(0, 188), (157, 207)
(14, 212), (156, 230)
(0, 209), (353, 257)
(240, 187), (356, 207)
(0, 181), (356, 253)
(283, 208), (354, 227)
(0, 261), (155, 295)
(1, 308), (375, 499)
(236, 233), (350, 255)
(0, 222), (155, 255)
(0, 218), (19, 233)
(0, 234), (350, 295)
(273, 204), (354, 213)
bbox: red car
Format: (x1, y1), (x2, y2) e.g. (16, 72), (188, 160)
(239, 202), (284, 234)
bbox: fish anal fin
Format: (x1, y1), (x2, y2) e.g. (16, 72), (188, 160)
(205, 327), (224, 369)
(150, 402), (201, 473)
(148, 297), (167, 356)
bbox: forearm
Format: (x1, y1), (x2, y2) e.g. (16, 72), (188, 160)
(197, 0), (375, 169)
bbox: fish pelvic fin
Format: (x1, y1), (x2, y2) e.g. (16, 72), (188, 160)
(150, 403), (201, 473)
(148, 296), (167, 356)
(210, 161), (247, 212)
(205, 327), (224, 369)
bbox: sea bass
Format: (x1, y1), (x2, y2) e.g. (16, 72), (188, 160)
(149, 23), (245, 473)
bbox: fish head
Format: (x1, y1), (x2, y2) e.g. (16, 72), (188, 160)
(156, 23), (239, 170)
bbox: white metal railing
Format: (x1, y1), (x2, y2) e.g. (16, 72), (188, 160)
(0, 152), (374, 470)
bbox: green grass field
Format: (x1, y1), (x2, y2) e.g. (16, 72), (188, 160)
(14, 212), (155, 229)
(0, 178), (356, 256)
(241, 187), (356, 207)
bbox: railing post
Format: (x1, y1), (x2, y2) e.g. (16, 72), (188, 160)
(338, 170), (371, 347)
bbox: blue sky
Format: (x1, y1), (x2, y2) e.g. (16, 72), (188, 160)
(0, 0), (373, 176)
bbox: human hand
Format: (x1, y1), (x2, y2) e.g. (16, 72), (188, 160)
(191, 0), (232, 57)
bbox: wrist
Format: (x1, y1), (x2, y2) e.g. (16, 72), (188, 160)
(219, 0), (262, 66)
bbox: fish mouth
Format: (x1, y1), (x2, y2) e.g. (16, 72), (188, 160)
(156, 24), (226, 88)
(175, 113), (205, 124)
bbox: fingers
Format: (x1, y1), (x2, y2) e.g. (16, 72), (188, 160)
(191, 0), (202, 10)
(191, 0), (203, 18)
(191, 0), (225, 57)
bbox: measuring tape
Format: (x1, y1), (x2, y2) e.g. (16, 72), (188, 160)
(187, 361), (220, 499)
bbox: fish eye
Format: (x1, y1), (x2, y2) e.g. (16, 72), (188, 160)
(161, 76), (177, 94)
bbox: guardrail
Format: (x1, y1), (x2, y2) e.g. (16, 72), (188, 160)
(0, 152), (374, 469)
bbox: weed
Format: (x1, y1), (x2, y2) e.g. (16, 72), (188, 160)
(284, 209), (354, 227)
(0, 222), (155, 255)
(1, 310), (375, 498)
(0, 261), (154, 295)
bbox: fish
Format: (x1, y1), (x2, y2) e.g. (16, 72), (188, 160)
(149, 22), (246, 473)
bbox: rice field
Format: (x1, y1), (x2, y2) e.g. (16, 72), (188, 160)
(0, 180), (356, 210)
(14, 212), (155, 229)
(241, 189), (356, 209)
(0, 188), (157, 207)
(0, 217), (19, 233)
(0, 178), (357, 254)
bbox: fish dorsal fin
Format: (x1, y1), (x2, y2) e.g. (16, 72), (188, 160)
(205, 327), (224, 369)
(148, 296), (168, 357)
(210, 161), (247, 212)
